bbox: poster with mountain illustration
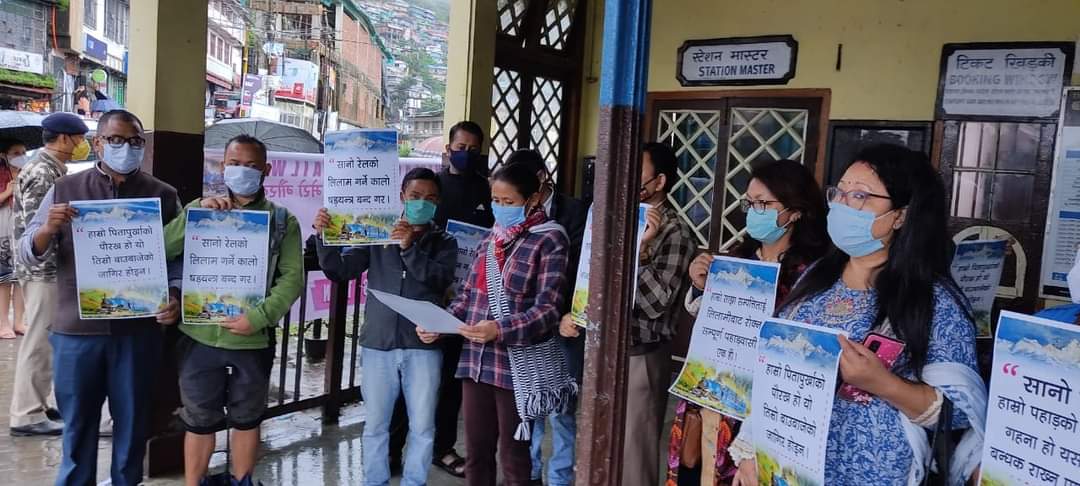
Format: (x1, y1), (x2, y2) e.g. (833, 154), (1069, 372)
(181, 208), (270, 325)
(752, 319), (844, 486)
(571, 203), (649, 327)
(322, 129), (400, 246)
(978, 311), (1080, 486)
(951, 239), (1007, 336)
(669, 256), (779, 419)
(446, 219), (490, 297)
(70, 198), (169, 320)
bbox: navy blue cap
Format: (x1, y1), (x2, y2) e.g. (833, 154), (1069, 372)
(42, 112), (89, 135)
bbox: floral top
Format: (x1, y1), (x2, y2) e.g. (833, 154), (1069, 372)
(781, 279), (978, 485)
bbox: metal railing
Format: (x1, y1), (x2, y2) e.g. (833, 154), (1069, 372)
(261, 255), (365, 424)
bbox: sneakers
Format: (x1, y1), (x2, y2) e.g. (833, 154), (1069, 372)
(10, 419), (64, 437)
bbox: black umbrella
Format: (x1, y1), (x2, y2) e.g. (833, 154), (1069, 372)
(0, 110), (48, 150)
(204, 119), (323, 153)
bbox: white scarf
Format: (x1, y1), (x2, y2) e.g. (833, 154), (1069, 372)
(899, 362), (987, 486)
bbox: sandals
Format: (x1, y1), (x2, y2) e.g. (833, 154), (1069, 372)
(434, 451), (466, 478)
(0, 328), (15, 339)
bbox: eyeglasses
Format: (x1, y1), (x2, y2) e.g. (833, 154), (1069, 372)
(826, 186), (890, 211)
(739, 198), (782, 214)
(99, 135), (146, 149)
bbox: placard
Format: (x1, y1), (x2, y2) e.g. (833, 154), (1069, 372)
(677, 35), (797, 87)
(752, 319), (844, 486)
(446, 219), (490, 296)
(571, 204), (649, 327)
(937, 42), (1074, 120)
(70, 198), (169, 320)
(181, 208), (270, 325)
(322, 129), (400, 246)
(669, 256), (780, 419)
(1040, 87), (1080, 299)
(951, 239), (1007, 336)
(977, 311), (1079, 486)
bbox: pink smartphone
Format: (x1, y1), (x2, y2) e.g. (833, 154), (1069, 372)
(838, 333), (906, 404)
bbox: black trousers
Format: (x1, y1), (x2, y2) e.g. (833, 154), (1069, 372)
(390, 335), (464, 460)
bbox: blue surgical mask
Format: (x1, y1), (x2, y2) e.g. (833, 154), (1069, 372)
(102, 143), (144, 174)
(449, 150), (475, 172)
(404, 199), (437, 225)
(746, 208), (790, 244)
(826, 202), (893, 257)
(223, 165), (264, 197)
(492, 202), (526, 229)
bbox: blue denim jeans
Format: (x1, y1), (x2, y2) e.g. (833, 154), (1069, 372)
(50, 327), (161, 486)
(360, 347), (442, 486)
(529, 410), (577, 486)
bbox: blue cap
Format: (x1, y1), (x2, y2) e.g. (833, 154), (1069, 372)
(42, 112), (89, 135)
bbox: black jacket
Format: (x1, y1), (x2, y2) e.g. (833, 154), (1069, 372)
(434, 168), (494, 228)
(316, 227), (458, 350)
(547, 191), (588, 382)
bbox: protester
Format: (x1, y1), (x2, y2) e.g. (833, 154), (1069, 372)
(19, 110), (182, 485)
(163, 134), (303, 486)
(393, 120), (493, 477)
(1036, 252), (1080, 324)
(426, 162), (570, 486)
(668, 159), (829, 485)
(730, 144), (985, 486)
(9, 112), (91, 438)
(0, 139), (28, 339)
(315, 167), (457, 486)
(622, 142), (695, 486)
(501, 149), (588, 486)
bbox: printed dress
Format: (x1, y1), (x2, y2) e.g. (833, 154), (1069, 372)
(0, 164), (14, 283)
(783, 280), (978, 485)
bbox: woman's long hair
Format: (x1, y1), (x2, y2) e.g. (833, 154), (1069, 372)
(780, 144), (968, 379)
(734, 159), (831, 274)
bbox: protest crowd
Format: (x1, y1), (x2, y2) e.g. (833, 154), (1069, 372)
(1, 109), (1079, 486)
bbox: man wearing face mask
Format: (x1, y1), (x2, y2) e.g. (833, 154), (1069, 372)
(623, 142), (696, 486)
(9, 113), (91, 437)
(162, 134), (303, 486)
(18, 110), (183, 485)
(314, 167), (458, 486)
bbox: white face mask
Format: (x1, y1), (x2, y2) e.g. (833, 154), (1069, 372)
(1067, 249), (1080, 304)
(7, 155), (28, 169)
(102, 143), (145, 174)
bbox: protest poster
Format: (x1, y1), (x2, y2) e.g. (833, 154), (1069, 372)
(571, 203), (649, 327)
(181, 208), (270, 325)
(752, 319), (844, 486)
(977, 311), (1080, 486)
(669, 256), (779, 419)
(322, 128), (400, 246)
(70, 198), (169, 320)
(951, 239), (1007, 336)
(446, 219), (490, 296)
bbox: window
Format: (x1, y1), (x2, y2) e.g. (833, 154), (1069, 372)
(84, 0), (98, 29)
(209, 33), (232, 65)
(282, 14), (313, 40)
(104, 0), (129, 46)
(949, 122), (1041, 223)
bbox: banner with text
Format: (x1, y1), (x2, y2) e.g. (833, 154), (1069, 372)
(571, 204), (649, 327)
(1040, 87), (1080, 299)
(979, 311), (1079, 486)
(322, 129), (400, 246)
(669, 256), (779, 419)
(446, 219), (490, 297)
(752, 319), (844, 486)
(938, 44), (1072, 119)
(951, 239), (1007, 336)
(71, 198), (169, 320)
(181, 209), (270, 325)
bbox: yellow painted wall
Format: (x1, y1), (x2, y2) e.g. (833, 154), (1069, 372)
(576, 0), (1080, 159)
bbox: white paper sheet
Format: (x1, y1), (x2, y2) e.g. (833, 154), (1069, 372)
(368, 288), (463, 334)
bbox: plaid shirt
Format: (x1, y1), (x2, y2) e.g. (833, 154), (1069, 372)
(633, 203), (695, 347)
(450, 224), (569, 390)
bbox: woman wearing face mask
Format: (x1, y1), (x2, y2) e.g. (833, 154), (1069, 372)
(420, 162), (571, 486)
(0, 140), (28, 338)
(730, 144), (985, 486)
(669, 159), (829, 486)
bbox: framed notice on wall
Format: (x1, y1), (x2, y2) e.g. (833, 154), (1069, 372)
(935, 41), (1075, 121)
(676, 35), (798, 87)
(1039, 87), (1080, 299)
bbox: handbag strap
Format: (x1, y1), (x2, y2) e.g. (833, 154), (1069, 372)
(923, 395), (954, 486)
